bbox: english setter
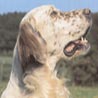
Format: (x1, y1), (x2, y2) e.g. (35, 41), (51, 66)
(1, 5), (92, 98)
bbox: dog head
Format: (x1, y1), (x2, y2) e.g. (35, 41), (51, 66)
(18, 5), (92, 70)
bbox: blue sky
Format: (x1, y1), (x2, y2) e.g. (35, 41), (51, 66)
(0, 0), (98, 14)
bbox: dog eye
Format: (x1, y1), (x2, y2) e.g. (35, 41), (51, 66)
(50, 11), (58, 17)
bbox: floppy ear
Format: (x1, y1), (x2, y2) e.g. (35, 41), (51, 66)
(18, 21), (47, 69)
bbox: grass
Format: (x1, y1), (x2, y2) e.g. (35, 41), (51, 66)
(0, 81), (7, 95)
(69, 86), (98, 98)
(0, 56), (12, 95)
(0, 56), (12, 64)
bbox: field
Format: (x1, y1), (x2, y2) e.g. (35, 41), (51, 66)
(69, 86), (98, 98)
(0, 56), (98, 98)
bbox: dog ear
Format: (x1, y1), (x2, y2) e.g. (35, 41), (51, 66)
(18, 21), (47, 69)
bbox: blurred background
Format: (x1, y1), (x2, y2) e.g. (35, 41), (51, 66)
(0, 0), (98, 98)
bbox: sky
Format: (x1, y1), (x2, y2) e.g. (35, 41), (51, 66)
(0, 0), (98, 14)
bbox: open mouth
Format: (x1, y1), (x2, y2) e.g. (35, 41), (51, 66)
(63, 27), (91, 57)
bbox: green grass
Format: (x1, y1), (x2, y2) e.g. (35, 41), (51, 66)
(69, 86), (98, 98)
(0, 56), (12, 64)
(0, 56), (12, 95)
(0, 81), (7, 95)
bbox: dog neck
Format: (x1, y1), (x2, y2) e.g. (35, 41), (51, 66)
(1, 45), (69, 98)
(21, 64), (69, 98)
(46, 56), (58, 71)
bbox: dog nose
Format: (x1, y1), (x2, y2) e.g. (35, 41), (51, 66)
(83, 9), (91, 15)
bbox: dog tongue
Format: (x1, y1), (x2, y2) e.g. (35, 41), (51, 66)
(63, 41), (83, 57)
(65, 42), (76, 52)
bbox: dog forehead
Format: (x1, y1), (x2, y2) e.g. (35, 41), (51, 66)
(22, 5), (85, 29)
(22, 5), (56, 20)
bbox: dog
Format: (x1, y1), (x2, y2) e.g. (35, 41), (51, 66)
(1, 5), (92, 98)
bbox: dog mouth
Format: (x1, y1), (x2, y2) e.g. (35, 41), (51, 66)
(63, 27), (91, 57)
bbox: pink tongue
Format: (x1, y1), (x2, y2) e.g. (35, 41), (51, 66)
(65, 43), (75, 52)
(63, 41), (83, 57)
(65, 40), (81, 52)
